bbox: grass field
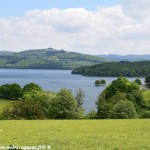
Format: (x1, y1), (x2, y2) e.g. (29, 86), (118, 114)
(0, 120), (150, 150)
(0, 99), (13, 113)
(143, 90), (150, 107)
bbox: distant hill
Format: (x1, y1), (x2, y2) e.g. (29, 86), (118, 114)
(98, 54), (150, 62)
(0, 48), (110, 69)
(72, 61), (150, 77)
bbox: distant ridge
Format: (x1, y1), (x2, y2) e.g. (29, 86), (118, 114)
(97, 54), (150, 62)
(0, 48), (110, 69)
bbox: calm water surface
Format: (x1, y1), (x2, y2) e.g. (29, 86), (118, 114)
(0, 69), (145, 113)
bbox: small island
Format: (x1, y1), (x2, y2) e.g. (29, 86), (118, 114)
(95, 79), (106, 86)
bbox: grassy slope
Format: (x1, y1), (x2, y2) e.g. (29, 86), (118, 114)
(142, 90), (150, 107)
(0, 99), (13, 113)
(0, 120), (150, 150)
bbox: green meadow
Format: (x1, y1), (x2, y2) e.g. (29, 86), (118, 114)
(0, 120), (150, 150)
(0, 90), (150, 150)
(0, 100), (13, 113)
(143, 90), (150, 107)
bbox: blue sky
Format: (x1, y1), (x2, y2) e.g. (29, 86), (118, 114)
(0, 0), (119, 17)
(0, 0), (150, 54)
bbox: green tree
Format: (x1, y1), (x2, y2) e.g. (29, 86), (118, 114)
(145, 75), (150, 87)
(23, 83), (42, 93)
(0, 83), (23, 100)
(103, 77), (139, 100)
(75, 89), (85, 108)
(48, 89), (83, 119)
(110, 100), (137, 119)
(134, 79), (142, 85)
(23, 90), (55, 117)
(101, 79), (106, 84)
(95, 80), (101, 86)
(96, 77), (142, 119)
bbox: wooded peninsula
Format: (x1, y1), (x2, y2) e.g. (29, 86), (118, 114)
(72, 61), (150, 77)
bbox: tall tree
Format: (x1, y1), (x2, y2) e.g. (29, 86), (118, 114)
(75, 89), (85, 108)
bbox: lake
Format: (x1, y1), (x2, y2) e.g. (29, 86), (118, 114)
(0, 69), (145, 113)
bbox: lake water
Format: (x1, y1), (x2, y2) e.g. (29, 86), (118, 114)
(0, 69), (145, 113)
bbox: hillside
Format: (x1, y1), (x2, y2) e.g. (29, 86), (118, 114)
(72, 61), (150, 77)
(0, 48), (110, 69)
(98, 54), (150, 62)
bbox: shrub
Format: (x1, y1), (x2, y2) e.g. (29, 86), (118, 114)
(85, 110), (97, 119)
(101, 80), (106, 84)
(0, 83), (23, 100)
(110, 100), (137, 119)
(2, 100), (45, 120)
(134, 79), (142, 85)
(145, 75), (150, 87)
(48, 89), (83, 119)
(23, 83), (42, 93)
(95, 80), (101, 86)
(140, 110), (150, 118)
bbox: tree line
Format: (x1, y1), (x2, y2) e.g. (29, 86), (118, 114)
(0, 75), (150, 120)
(72, 61), (150, 77)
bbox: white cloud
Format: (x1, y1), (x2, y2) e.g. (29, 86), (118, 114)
(0, 1), (150, 55)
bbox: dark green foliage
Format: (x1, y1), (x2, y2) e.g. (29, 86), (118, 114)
(95, 80), (101, 86)
(23, 83), (42, 93)
(72, 61), (150, 77)
(110, 100), (137, 119)
(145, 75), (150, 87)
(103, 77), (139, 100)
(101, 80), (106, 84)
(95, 80), (106, 86)
(140, 110), (150, 118)
(48, 89), (83, 119)
(0, 83), (23, 100)
(134, 79), (142, 85)
(97, 101), (112, 119)
(75, 89), (85, 108)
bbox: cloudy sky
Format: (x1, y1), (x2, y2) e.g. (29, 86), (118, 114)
(0, 0), (150, 55)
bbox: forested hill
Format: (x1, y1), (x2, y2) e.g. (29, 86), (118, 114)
(0, 48), (110, 69)
(72, 61), (150, 77)
(98, 54), (150, 62)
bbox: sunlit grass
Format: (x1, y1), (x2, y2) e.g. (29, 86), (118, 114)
(0, 120), (150, 150)
(143, 90), (150, 106)
(0, 99), (13, 113)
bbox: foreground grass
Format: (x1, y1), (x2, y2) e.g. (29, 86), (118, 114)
(0, 120), (150, 150)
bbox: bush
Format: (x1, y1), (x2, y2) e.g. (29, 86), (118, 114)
(23, 83), (42, 93)
(2, 100), (45, 120)
(48, 89), (83, 119)
(140, 110), (150, 118)
(145, 75), (150, 87)
(110, 100), (137, 119)
(101, 80), (106, 84)
(95, 80), (101, 86)
(134, 79), (142, 85)
(0, 83), (23, 100)
(85, 110), (97, 119)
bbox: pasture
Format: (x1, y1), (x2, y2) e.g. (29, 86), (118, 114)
(0, 120), (150, 150)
